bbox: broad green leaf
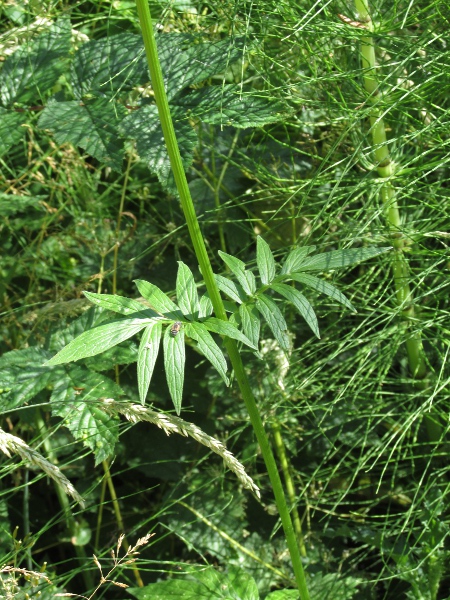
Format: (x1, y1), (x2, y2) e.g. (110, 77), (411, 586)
(0, 348), (58, 410)
(38, 98), (127, 171)
(199, 294), (213, 318)
(129, 566), (259, 600)
(214, 274), (246, 304)
(51, 367), (120, 464)
(202, 317), (257, 350)
(290, 273), (355, 312)
(0, 109), (27, 156)
(256, 236), (277, 285)
(120, 105), (197, 194)
(46, 318), (151, 366)
(239, 304), (261, 350)
(255, 294), (290, 352)
(280, 245), (317, 275)
(176, 85), (290, 128)
(296, 246), (391, 273)
(218, 251), (255, 296)
(163, 324), (185, 414)
(0, 18), (71, 105)
(271, 283), (320, 338)
(70, 33), (148, 99)
(176, 262), (199, 318)
(134, 279), (182, 319)
(266, 573), (364, 600)
(137, 321), (162, 404)
(158, 35), (247, 100)
(185, 323), (229, 385)
(84, 291), (160, 318)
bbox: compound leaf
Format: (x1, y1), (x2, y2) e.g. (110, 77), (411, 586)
(176, 262), (199, 318)
(296, 246), (391, 273)
(134, 279), (182, 319)
(137, 321), (162, 404)
(271, 283), (320, 338)
(256, 236), (276, 285)
(255, 294), (290, 352)
(290, 273), (355, 312)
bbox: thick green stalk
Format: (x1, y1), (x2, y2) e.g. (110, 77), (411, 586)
(134, 2), (309, 597)
(354, 0), (426, 380)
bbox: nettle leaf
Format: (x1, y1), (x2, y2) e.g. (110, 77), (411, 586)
(297, 246), (391, 272)
(84, 291), (159, 318)
(129, 566), (259, 600)
(256, 236), (276, 285)
(0, 348), (58, 410)
(137, 321), (162, 404)
(202, 317), (257, 350)
(70, 33), (148, 99)
(46, 317), (152, 366)
(38, 98), (127, 171)
(290, 273), (355, 312)
(0, 17), (71, 106)
(134, 279), (182, 319)
(120, 104), (197, 193)
(214, 274), (246, 304)
(176, 262), (199, 318)
(51, 366), (120, 464)
(280, 245), (317, 275)
(271, 282), (320, 339)
(255, 294), (290, 352)
(185, 323), (229, 385)
(163, 324), (185, 414)
(239, 303), (261, 350)
(0, 108), (27, 156)
(158, 35), (247, 100)
(176, 85), (290, 128)
(218, 251), (255, 296)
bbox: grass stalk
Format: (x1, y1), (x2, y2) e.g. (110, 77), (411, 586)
(134, 1), (310, 597)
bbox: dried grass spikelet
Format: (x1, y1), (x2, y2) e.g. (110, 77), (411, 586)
(0, 427), (84, 507)
(101, 399), (261, 498)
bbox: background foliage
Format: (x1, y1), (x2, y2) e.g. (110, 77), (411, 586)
(1, 0), (449, 598)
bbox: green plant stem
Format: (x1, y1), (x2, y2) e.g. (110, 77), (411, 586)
(35, 413), (94, 591)
(134, 2), (309, 598)
(272, 423), (307, 557)
(354, 0), (443, 445)
(355, 0), (426, 379)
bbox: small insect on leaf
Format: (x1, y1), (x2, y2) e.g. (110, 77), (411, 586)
(170, 321), (182, 337)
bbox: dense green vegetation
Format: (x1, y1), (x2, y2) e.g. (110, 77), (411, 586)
(1, 0), (449, 598)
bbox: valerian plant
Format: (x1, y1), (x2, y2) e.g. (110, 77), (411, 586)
(46, 239), (390, 415)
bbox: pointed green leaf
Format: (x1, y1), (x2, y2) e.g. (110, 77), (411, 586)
(163, 324), (185, 415)
(271, 283), (320, 338)
(120, 104), (197, 194)
(256, 236), (277, 285)
(137, 321), (162, 404)
(0, 108), (27, 156)
(199, 294), (213, 318)
(280, 245), (317, 275)
(84, 291), (160, 318)
(0, 18), (71, 105)
(296, 246), (392, 272)
(290, 273), (355, 311)
(38, 98), (127, 171)
(239, 304), (261, 350)
(46, 318), (151, 366)
(176, 85), (290, 128)
(185, 323), (229, 385)
(70, 33), (148, 99)
(134, 279), (182, 319)
(214, 274), (246, 304)
(202, 317), (257, 350)
(51, 367), (120, 465)
(255, 294), (290, 352)
(176, 262), (200, 318)
(218, 251), (255, 296)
